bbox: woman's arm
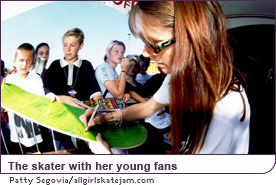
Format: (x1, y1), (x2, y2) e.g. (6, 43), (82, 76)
(80, 96), (167, 127)
(80, 96), (167, 154)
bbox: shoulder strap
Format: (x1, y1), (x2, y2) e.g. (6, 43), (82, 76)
(103, 89), (108, 98)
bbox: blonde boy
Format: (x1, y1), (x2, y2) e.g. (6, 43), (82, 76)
(4, 43), (45, 152)
(43, 28), (102, 150)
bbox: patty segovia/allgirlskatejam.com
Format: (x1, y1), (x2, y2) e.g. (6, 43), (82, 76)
(10, 176), (155, 185)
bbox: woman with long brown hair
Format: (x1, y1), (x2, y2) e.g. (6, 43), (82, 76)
(80, 1), (250, 154)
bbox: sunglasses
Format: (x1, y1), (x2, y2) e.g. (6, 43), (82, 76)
(146, 38), (176, 54)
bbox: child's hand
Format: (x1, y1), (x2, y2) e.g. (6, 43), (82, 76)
(47, 94), (86, 109)
(121, 57), (130, 72)
(46, 93), (56, 102)
(1, 106), (5, 113)
(57, 95), (86, 109)
(123, 93), (131, 103)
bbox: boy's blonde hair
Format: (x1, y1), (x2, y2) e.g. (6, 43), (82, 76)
(15, 43), (35, 60)
(62, 28), (84, 44)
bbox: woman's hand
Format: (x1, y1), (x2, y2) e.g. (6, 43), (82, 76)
(88, 133), (112, 154)
(79, 108), (106, 128)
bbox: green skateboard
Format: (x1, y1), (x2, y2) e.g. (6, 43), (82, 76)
(1, 83), (147, 149)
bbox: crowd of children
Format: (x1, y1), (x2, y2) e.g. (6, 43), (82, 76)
(1, 27), (163, 154)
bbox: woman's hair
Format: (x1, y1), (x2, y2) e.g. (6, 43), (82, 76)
(63, 28), (84, 44)
(129, 1), (174, 46)
(129, 1), (247, 154)
(35, 43), (50, 55)
(106, 40), (126, 53)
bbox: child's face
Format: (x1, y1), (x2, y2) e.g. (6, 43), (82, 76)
(36, 45), (49, 63)
(127, 60), (140, 77)
(139, 61), (149, 74)
(107, 45), (125, 64)
(14, 49), (34, 78)
(63, 36), (83, 63)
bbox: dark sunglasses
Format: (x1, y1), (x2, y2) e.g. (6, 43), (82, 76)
(146, 38), (176, 54)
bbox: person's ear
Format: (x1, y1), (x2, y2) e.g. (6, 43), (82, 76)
(32, 57), (36, 65)
(106, 51), (110, 58)
(79, 42), (84, 51)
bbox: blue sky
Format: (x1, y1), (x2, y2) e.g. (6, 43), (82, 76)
(1, 1), (145, 70)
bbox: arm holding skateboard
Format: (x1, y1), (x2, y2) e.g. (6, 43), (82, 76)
(46, 91), (103, 110)
(79, 97), (167, 154)
(80, 97), (165, 128)
(46, 92), (86, 109)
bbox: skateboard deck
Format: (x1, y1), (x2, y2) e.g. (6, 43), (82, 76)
(1, 83), (147, 149)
